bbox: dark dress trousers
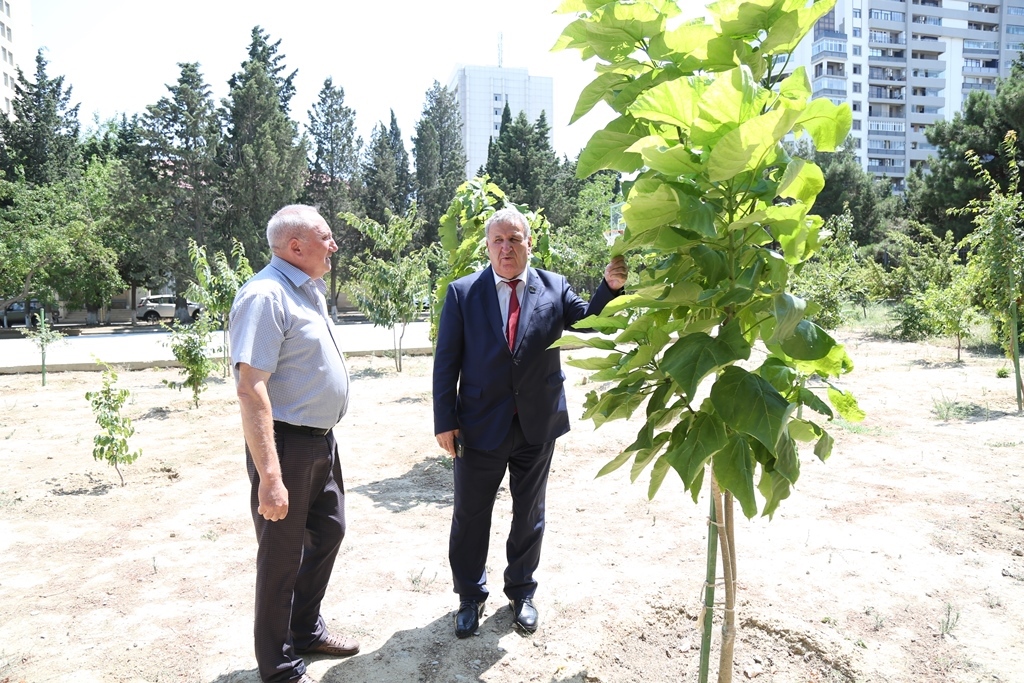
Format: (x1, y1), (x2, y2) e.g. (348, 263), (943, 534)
(433, 266), (619, 603)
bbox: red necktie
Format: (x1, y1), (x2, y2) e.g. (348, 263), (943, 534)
(506, 279), (521, 351)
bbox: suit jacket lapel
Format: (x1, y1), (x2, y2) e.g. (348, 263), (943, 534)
(476, 266), (506, 348)
(512, 270), (545, 355)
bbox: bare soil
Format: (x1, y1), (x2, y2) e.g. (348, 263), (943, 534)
(1, 331), (1022, 683)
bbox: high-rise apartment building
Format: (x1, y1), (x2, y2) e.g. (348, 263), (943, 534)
(448, 65), (554, 179)
(788, 0), (1023, 187)
(0, 0), (23, 117)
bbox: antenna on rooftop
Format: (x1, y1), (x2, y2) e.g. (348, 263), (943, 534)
(498, 32), (504, 68)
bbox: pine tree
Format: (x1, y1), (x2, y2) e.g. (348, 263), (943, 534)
(360, 111), (411, 225)
(0, 50), (81, 186)
(141, 62), (223, 303)
(305, 77), (362, 300)
(388, 110), (413, 215)
(484, 104), (559, 213)
(220, 28), (308, 267)
(413, 81), (467, 244)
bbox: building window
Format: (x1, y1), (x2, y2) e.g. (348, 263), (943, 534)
(853, 64), (862, 74)
(494, 123), (500, 131)
(853, 45), (862, 55)
(1007, 24), (1024, 34)
(494, 108), (500, 116)
(853, 8), (861, 18)
(3, 72), (7, 87)
(1008, 42), (1024, 50)
(852, 101), (862, 112)
(853, 119), (862, 130)
(853, 27), (861, 37)
(493, 94), (502, 102)
(853, 82), (862, 93)
(4, 2), (8, 17)
(1008, 6), (1024, 14)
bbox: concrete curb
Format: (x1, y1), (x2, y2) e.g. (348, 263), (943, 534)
(0, 347), (436, 375)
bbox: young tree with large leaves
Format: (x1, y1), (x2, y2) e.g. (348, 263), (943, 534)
(412, 81), (467, 245)
(554, 1), (862, 680)
(0, 50), (81, 186)
(220, 28), (307, 266)
(305, 77), (362, 311)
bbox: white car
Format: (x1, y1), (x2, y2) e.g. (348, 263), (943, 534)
(137, 295), (203, 323)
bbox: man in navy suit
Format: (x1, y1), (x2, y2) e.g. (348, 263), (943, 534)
(433, 206), (627, 638)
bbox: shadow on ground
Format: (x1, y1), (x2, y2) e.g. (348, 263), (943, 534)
(350, 457), (453, 513)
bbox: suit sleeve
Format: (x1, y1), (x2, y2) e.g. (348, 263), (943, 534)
(432, 284), (464, 435)
(565, 278), (621, 332)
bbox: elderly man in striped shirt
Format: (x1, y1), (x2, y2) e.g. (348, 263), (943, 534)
(230, 205), (357, 683)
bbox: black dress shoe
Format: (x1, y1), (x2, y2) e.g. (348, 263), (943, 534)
(510, 598), (538, 634)
(455, 600), (484, 638)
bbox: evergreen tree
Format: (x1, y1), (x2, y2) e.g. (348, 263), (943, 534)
(911, 56), (1024, 241)
(413, 81), (467, 244)
(360, 111), (411, 225)
(232, 26), (297, 115)
(305, 77), (362, 302)
(220, 29), (308, 267)
(484, 104), (559, 212)
(141, 62), (223, 302)
(388, 110), (413, 215)
(0, 50), (81, 186)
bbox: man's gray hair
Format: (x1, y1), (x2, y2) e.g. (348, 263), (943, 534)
(267, 205), (324, 250)
(485, 207), (530, 240)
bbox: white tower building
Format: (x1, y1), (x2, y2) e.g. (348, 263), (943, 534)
(448, 65), (555, 179)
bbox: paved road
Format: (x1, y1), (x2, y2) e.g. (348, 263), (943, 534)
(0, 321), (432, 374)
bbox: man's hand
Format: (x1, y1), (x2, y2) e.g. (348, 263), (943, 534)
(257, 476), (289, 521)
(604, 255), (628, 291)
(436, 429), (461, 458)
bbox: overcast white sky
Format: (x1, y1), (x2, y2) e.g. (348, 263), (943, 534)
(28, 0), (628, 159)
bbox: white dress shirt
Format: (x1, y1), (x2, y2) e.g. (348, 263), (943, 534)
(493, 266), (528, 337)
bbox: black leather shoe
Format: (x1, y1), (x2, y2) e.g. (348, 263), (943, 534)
(510, 598), (538, 634)
(455, 600), (484, 638)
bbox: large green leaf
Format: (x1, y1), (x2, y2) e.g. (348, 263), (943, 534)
(630, 431), (671, 482)
(708, 108), (801, 182)
(814, 428), (835, 461)
(577, 116), (645, 178)
(712, 0), (788, 39)
(648, 454), (673, 499)
(632, 136), (705, 176)
(757, 467), (791, 519)
(713, 433), (758, 519)
(771, 292), (806, 343)
(698, 66), (760, 128)
(773, 431), (800, 483)
(572, 72), (632, 124)
(793, 342), (854, 377)
(628, 76), (700, 129)
(623, 182), (681, 233)
(778, 158), (825, 206)
(662, 320), (751, 400)
(796, 387), (833, 418)
(566, 353), (622, 370)
(758, 356), (797, 393)
(775, 66), (811, 110)
(666, 410), (729, 486)
(780, 319), (836, 360)
(679, 195), (719, 238)
(550, 334), (619, 350)
(794, 98), (852, 152)
(711, 365), (793, 456)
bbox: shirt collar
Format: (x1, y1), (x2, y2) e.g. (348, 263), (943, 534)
(492, 265), (529, 287)
(270, 255), (317, 289)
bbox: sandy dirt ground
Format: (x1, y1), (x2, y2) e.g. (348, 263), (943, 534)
(1, 330), (1023, 683)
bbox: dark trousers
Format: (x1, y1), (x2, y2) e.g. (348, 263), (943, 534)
(246, 429), (346, 683)
(449, 415), (556, 603)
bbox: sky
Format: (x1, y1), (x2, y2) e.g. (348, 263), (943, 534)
(27, 0), (625, 160)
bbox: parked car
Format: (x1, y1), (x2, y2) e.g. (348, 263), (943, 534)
(2, 300), (60, 327)
(136, 295), (203, 323)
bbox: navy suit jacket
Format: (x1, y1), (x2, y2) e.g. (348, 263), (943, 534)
(433, 266), (620, 451)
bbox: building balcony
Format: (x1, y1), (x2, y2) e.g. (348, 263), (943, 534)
(962, 82), (997, 90)
(868, 164), (908, 175)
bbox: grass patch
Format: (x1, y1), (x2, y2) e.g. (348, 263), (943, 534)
(932, 394), (989, 421)
(832, 418), (886, 436)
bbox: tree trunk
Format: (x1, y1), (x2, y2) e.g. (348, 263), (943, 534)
(1010, 300), (1022, 413)
(713, 480), (737, 683)
(698, 488), (719, 683)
